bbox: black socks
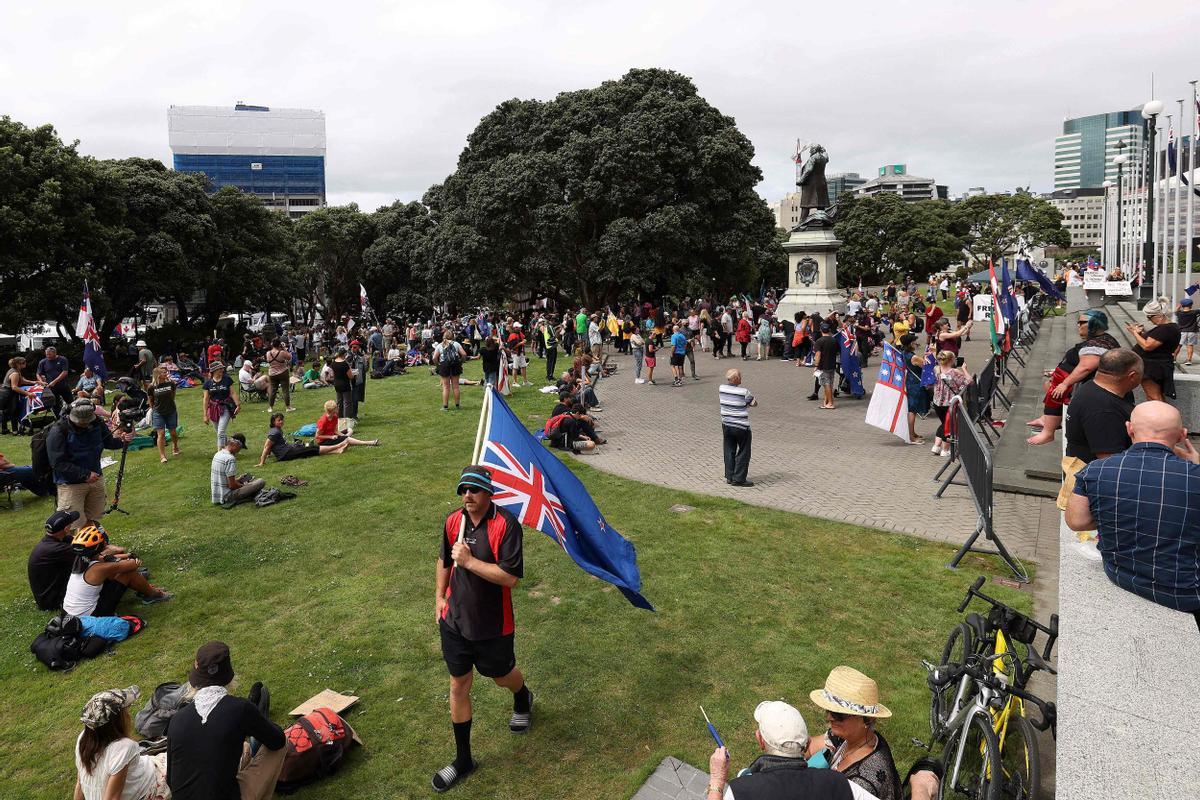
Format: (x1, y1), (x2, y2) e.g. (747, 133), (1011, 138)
(453, 719), (473, 770)
(513, 684), (532, 714)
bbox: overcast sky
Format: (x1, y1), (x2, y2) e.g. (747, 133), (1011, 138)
(3, 2), (1197, 210)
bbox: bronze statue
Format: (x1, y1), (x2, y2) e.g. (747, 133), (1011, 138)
(793, 144), (831, 230)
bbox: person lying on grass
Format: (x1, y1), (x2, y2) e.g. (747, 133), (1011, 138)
(315, 400), (379, 447)
(255, 412), (349, 467)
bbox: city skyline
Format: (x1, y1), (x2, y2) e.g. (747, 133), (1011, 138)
(3, 1), (1196, 210)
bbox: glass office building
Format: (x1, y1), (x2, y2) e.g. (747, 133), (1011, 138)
(168, 103), (326, 218)
(1054, 109), (1146, 190)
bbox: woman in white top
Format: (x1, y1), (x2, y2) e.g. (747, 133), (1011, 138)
(74, 686), (170, 800)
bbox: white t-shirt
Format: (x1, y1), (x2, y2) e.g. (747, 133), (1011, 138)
(847, 299), (862, 315)
(75, 735), (157, 800)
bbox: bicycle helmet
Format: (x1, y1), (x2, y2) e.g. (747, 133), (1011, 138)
(71, 524), (109, 556)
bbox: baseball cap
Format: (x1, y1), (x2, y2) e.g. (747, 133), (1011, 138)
(754, 700), (809, 755)
(45, 509), (80, 534)
(1182, 297), (1194, 307)
(229, 433), (247, 448)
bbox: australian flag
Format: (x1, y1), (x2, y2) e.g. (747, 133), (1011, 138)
(480, 388), (653, 610)
(837, 325), (864, 397)
(920, 344), (938, 387)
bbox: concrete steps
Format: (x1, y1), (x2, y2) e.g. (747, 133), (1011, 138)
(992, 315), (1070, 498)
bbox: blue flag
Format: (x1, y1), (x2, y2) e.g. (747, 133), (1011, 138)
(920, 345), (937, 387)
(480, 388), (653, 610)
(837, 327), (864, 397)
(999, 259), (1018, 325)
(1015, 259), (1065, 301)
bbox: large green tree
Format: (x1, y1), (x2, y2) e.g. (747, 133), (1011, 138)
(959, 190), (1070, 266)
(362, 201), (436, 314)
(425, 68), (782, 307)
(293, 204), (376, 321)
(835, 193), (969, 283)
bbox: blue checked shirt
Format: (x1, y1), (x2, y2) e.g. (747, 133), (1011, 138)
(1074, 442), (1200, 612)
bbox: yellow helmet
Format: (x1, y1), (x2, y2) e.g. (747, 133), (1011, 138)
(71, 524), (108, 555)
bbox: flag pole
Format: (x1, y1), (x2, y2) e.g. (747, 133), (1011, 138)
(1175, 101), (1186, 306)
(1188, 81), (1198, 295)
(472, 386), (492, 465)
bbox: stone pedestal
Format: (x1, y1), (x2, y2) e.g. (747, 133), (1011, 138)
(774, 227), (845, 321)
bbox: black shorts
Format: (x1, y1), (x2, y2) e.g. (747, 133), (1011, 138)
(440, 620), (516, 678)
(437, 362), (463, 378)
(94, 579), (129, 618)
(669, 353), (685, 367)
(278, 444), (320, 461)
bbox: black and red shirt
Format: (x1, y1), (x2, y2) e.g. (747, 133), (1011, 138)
(441, 503), (523, 641)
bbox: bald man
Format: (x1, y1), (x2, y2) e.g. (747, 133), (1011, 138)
(1067, 401), (1200, 629)
(718, 369), (757, 487)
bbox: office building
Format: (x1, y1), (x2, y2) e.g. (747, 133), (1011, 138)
(1053, 109), (1147, 190)
(827, 172), (867, 204)
(1045, 188), (1104, 248)
(771, 192), (803, 229)
(168, 102), (326, 218)
(850, 164), (948, 202)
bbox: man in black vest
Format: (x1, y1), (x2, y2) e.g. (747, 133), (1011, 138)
(705, 700), (878, 799)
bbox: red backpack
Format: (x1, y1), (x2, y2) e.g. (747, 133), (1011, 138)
(275, 707), (353, 793)
(543, 412), (571, 440)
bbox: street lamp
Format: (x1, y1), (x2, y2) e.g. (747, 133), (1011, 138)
(1142, 99), (1164, 297)
(1102, 180), (1113, 269)
(1114, 154), (1128, 271)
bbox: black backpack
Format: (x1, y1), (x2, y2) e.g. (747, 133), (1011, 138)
(255, 488), (297, 507)
(135, 682), (193, 738)
(440, 341), (462, 365)
(30, 418), (68, 487)
(30, 613), (105, 671)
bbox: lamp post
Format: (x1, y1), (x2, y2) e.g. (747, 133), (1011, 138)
(1142, 99), (1164, 300)
(1102, 180), (1113, 269)
(1114, 154), (1128, 272)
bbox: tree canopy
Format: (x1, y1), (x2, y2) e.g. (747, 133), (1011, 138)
(959, 190), (1070, 266)
(835, 194), (969, 282)
(425, 68), (782, 307)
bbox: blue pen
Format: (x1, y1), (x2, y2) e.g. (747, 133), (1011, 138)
(700, 706), (725, 750)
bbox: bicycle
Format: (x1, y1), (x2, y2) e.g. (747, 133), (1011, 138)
(923, 577), (1058, 800)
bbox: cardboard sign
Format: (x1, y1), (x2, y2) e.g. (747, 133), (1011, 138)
(1103, 280), (1133, 296)
(290, 689), (360, 716)
(1083, 270), (1108, 289)
(972, 294), (993, 321)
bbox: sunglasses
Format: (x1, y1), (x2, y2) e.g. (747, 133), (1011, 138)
(825, 710), (856, 722)
(458, 486), (488, 496)
(1076, 320), (1089, 326)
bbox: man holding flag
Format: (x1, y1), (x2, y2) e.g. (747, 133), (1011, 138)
(76, 283), (108, 382)
(433, 464), (533, 792)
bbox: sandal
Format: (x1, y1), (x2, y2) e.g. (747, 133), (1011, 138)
(432, 759), (478, 792)
(280, 475), (309, 487)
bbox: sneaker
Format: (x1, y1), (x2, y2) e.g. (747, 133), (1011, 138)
(266, 407), (274, 414)
(635, 378), (646, 384)
(589, 406), (604, 412)
(285, 407), (296, 412)
(931, 444), (941, 454)
(141, 590), (174, 606)
(692, 375), (700, 381)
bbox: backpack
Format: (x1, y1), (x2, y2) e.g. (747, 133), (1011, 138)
(30, 613), (106, 671)
(30, 418), (68, 486)
(135, 682), (194, 738)
(440, 341), (462, 366)
(543, 413), (571, 441)
(275, 707), (353, 793)
(255, 488), (297, 507)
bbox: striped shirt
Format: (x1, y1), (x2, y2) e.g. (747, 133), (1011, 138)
(1073, 442), (1200, 612)
(719, 384), (754, 429)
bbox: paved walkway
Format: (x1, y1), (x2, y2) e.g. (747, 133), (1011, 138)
(586, 336), (1057, 565)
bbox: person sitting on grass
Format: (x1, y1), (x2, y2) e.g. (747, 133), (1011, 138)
(62, 524), (172, 617)
(210, 434), (265, 507)
(73, 686), (170, 800)
(2, 449), (50, 497)
(550, 404), (597, 454)
(315, 399), (379, 447)
(167, 641), (285, 800)
(28, 510), (124, 610)
(255, 412), (349, 467)
(302, 360), (327, 389)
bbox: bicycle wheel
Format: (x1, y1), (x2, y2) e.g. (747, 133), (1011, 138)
(998, 714), (1040, 800)
(931, 623), (976, 736)
(940, 711), (1001, 800)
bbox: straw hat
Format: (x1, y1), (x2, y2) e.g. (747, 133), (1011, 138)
(809, 666), (892, 719)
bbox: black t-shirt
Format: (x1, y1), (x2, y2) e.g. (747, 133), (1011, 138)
(956, 301), (971, 323)
(550, 402), (571, 418)
(440, 504), (523, 641)
(166, 695), (284, 800)
(266, 427), (293, 458)
(203, 375), (233, 403)
(1065, 380), (1134, 463)
(28, 534), (75, 610)
(1178, 309), (1198, 333)
(814, 335), (840, 370)
(1135, 323), (1181, 362)
(151, 382), (177, 416)
(330, 360), (352, 391)
(481, 348), (501, 372)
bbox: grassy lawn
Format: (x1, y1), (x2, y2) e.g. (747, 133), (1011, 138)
(0, 360), (1031, 799)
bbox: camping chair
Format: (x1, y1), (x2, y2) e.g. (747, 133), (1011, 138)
(239, 384), (269, 404)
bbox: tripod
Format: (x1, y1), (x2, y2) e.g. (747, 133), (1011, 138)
(107, 440), (131, 515)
